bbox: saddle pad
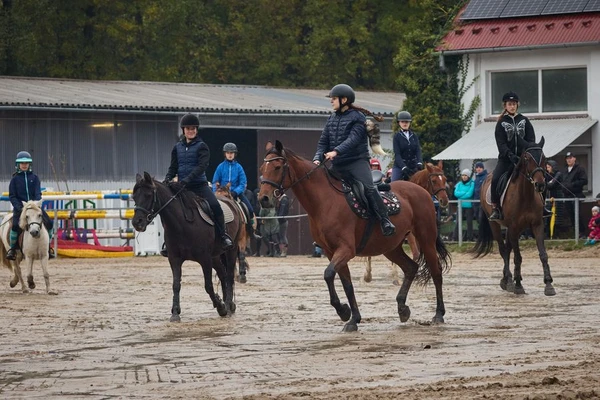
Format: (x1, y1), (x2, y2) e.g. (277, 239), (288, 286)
(484, 176), (512, 207)
(197, 199), (235, 226)
(342, 182), (401, 220)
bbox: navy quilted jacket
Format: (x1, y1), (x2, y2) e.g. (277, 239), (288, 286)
(313, 108), (369, 166)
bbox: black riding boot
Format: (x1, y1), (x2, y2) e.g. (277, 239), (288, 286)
(365, 189), (395, 236)
(215, 213), (234, 249)
(160, 242), (168, 257)
(489, 204), (503, 221)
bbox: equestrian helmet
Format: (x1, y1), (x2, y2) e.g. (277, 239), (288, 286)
(502, 92), (519, 102)
(16, 151), (33, 163)
(397, 111), (412, 122)
(180, 113), (200, 128)
(223, 142), (238, 153)
(327, 84), (355, 104)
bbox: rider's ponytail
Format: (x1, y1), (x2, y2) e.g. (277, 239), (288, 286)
(350, 105), (385, 155)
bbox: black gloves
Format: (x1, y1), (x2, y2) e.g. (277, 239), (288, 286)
(510, 154), (520, 164)
(417, 163), (424, 170)
(232, 191), (239, 200)
(168, 181), (185, 192)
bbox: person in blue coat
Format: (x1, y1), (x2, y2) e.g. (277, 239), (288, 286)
(212, 142), (261, 240)
(391, 111), (423, 181)
(313, 83), (395, 236)
(164, 113), (233, 254)
(453, 169), (475, 241)
(7, 151), (55, 260)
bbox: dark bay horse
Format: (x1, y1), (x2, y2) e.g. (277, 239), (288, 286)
(472, 137), (556, 296)
(364, 161), (449, 282)
(259, 141), (451, 332)
(132, 172), (243, 322)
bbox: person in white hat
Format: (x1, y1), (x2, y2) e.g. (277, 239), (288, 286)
(452, 168), (475, 241)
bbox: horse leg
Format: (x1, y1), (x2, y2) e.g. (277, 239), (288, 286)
(24, 256), (35, 290)
(40, 256), (57, 295)
(217, 250), (237, 314)
(200, 256), (228, 317)
(532, 222), (555, 296)
(407, 233), (419, 261)
(336, 263), (362, 332)
(384, 246), (418, 323)
(11, 261), (28, 293)
(323, 258), (353, 328)
(363, 257), (373, 282)
(168, 258), (183, 322)
(508, 231), (526, 295)
(493, 224), (514, 292)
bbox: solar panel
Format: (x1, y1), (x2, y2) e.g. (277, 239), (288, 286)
(460, 0), (510, 20)
(500, 0), (548, 18)
(542, 0), (588, 15)
(584, 0), (600, 12)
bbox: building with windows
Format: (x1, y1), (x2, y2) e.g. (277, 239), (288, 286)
(435, 0), (600, 196)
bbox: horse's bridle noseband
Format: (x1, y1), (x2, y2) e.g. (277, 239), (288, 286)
(260, 156), (289, 198)
(134, 184), (181, 223)
(521, 147), (545, 184)
(26, 221), (42, 232)
(427, 172), (448, 200)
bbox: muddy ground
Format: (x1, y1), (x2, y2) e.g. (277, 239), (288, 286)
(1, 247), (599, 399)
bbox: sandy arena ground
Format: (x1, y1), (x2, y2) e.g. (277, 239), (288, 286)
(1, 247), (599, 399)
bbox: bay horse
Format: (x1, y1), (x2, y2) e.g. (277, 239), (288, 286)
(0, 200), (57, 294)
(132, 172), (242, 322)
(472, 137), (556, 296)
(259, 141), (451, 332)
(215, 184), (250, 283)
(363, 161), (449, 283)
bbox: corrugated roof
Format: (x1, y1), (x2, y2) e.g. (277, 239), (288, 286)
(437, 13), (600, 53)
(434, 117), (597, 160)
(0, 76), (405, 116)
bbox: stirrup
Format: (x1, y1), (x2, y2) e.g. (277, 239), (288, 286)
(489, 209), (502, 221)
(381, 219), (396, 236)
(542, 207), (552, 218)
(160, 243), (168, 257)
(222, 235), (234, 249)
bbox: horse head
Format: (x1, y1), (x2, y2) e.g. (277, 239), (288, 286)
(132, 172), (158, 232)
(259, 140), (292, 208)
(518, 136), (547, 193)
(20, 200), (44, 238)
(411, 160), (449, 208)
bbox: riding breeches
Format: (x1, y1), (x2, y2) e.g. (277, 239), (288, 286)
(490, 158), (513, 204)
(332, 159), (375, 191)
(191, 184), (224, 219)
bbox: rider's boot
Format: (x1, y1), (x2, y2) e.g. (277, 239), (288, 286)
(6, 229), (19, 261)
(489, 204), (503, 221)
(160, 242), (168, 257)
(365, 189), (396, 236)
(215, 213), (234, 250)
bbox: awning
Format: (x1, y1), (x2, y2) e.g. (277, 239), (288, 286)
(433, 117), (597, 160)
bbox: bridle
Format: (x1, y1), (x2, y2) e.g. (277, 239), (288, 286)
(260, 152), (326, 198)
(520, 146), (546, 185)
(133, 184), (179, 223)
(426, 172), (448, 200)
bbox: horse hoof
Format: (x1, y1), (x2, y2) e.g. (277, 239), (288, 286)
(398, 304), (411, 322)
(342, 322), (358, 332)
(170, 314), (181, 322)
(544, 286), (556, 296)
(47, 290), (58, 295)
(337, 304), (351, 322)
(216, 303), (228, 317)
(514, 286), (526, 295)
(9, 279), (18, 288)
(431, 315), (445, 324)
(238, 274), (247, 284)
(229, 302), (237, 314)
(392, 279), (401, 287)
(363, 274), (372, 283)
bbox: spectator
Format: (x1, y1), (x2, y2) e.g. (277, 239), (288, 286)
(369, 158), (382, 171)
(276, 193), (290, 257)
(545, 160), (566, 238)
(259, 206), (279, 257)
(562, 152), (588, 238)
(472, 161), (488, 222)
(453, 169), (475, 241)
(584, 206), (600, 245)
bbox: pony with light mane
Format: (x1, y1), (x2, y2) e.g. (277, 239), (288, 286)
(259, 141), (451, 332)
(0, 200), (57, 294)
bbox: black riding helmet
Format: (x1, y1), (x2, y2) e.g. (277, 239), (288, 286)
(502, 92), (519, 102)
(180, 113), (200, 129)
(397, 111), (412, 122)
(327, 84), (355, 105)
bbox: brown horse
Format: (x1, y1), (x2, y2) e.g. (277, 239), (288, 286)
(472, 137), (556, 296)
(215, 184), (250, 283)
(364, 161), (449, 283)
(258, 141), (451, 332)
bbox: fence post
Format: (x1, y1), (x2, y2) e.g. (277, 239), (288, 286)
(457, 201), (463, 247)
(575, 199), (580, 243)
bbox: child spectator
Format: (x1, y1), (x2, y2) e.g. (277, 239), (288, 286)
(585, 206), (600, 245)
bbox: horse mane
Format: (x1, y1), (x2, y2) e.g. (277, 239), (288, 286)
(19, 201), (42, 231)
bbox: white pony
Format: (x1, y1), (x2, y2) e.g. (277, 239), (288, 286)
(0, 200), (57, 294)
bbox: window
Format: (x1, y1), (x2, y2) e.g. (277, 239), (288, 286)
(491, 68), (587, 114)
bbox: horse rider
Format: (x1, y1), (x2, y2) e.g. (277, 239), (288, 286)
(489, 92), (551, 220)
(7, 151), (55, 260)
(164, 113), (233, 252)
(312, 83), (395, 236)
(391, 111), (424, 181)
(212, 142), (261, 240)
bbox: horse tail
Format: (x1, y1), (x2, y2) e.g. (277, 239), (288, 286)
(415, 232), (452, 286)
(471, 210), (494, 257)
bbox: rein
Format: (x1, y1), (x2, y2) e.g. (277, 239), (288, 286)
(519, 147), (545, 184)
(261, 155), (330, 197)
(134, 184), (182, 222)
(427, 172), (448, 199)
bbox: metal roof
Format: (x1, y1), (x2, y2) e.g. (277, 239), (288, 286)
(438, 13), (600, 53)
(0, 76), (405, 116)
(434, 117), (597, 160)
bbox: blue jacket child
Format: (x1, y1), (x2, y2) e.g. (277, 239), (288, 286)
(454, 169), (475, 209)
(7, 151), (54, 260)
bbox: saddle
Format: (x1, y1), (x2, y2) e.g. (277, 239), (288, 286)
(484, 169), (514, 207)
(341, 179), (400, 220)
(178, 192), (235, 226)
